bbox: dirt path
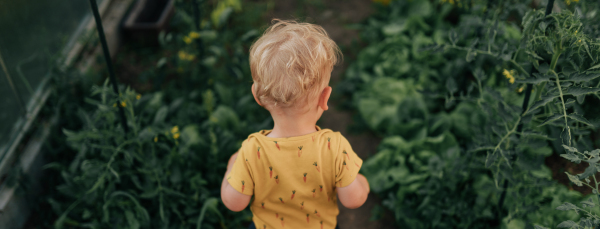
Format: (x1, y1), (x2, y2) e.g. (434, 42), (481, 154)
(261, 1), (395, 228)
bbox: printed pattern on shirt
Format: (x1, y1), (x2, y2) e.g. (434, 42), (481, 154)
(227, 126), (363, 228)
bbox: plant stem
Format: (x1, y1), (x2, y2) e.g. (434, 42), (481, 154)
(551, 70), (571, 146)
(493, 115), (522, 156)
(447, 45), (531, 78)
(498, 0), (555, 218)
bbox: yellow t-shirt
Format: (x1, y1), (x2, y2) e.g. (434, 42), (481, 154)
(227, 126), (363, 229)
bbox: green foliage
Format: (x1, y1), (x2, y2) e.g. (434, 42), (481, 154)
(39, 0), (271, 228)
(538, 145), (600, 228)
(49, 82), (256, 228)
(345, 0), (600, 228)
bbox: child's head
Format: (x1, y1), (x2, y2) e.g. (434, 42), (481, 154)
(249, 19), (342, 113)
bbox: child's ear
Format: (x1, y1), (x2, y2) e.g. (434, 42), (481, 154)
(318, 86), (332, 111)
(251, 83), (262, 106)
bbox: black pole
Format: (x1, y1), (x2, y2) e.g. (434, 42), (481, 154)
(497, 0), (554, 217)
(191, 0), (204, 56)
(88, 0), (128, 133)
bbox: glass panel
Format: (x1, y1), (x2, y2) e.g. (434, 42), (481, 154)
(0, 0), (96, 156)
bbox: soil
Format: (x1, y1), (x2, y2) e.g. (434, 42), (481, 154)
(259, 1), (396, 228)
(545, 149), (598, 195)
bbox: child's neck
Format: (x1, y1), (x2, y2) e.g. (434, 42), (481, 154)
(267, 111), (319, 138)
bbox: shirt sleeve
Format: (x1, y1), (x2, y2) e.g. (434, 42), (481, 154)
(227, 144), (254, 195)
(334, 134), (363, 188)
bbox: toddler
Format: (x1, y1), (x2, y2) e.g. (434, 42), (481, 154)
(220, 19), (370, 229)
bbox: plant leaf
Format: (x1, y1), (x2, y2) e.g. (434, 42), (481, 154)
(520, 132), (555, 140)
(581, 197), (595, 208)
(526, 50), (544, 60)
(578, 162), (597, 180)
(197, 198), (222, 229)
(525, 95), (558, 115)
(446, 77), (458, 93)
(556, 220), (577, 228)
(568, 113), (594, 127)
(556, 202), (578, 211)
(565, 172), (583, 186)
(564, 87), (600, 96)
(153, 106), (169, 124)
(587, 63), (600, 71)
(538, 114), (562, 127)
(466, 51), (476, 62)
(566, 72), (600, 83)
(560, 154), (581, 163)
(516, 73), (552, 84)
(562, 145), (579, 154)
(469, 146), (494, 153)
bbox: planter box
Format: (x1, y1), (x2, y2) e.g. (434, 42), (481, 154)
(123, 0), (175, 44)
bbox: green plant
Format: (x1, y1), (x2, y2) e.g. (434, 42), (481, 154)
(37, 0), (273, 228)
(46, 79), (257, 228)
(434, 0), (600, 227)
(345, 0), (600, 228)
(538, 145), (600, 229)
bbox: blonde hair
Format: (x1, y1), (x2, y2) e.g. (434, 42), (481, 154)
(250, 19), (342, 109)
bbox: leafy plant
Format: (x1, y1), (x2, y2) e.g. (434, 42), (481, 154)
(537, 145), (600, 229)
(346, 0), (600, 228)
(46, 78), (259, 228)
(37, 0), (272, 228)
(434, 0), (600, 227)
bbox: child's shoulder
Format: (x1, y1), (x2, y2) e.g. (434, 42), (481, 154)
(244, 127), (345, 140)
(240, 127), (349, 150)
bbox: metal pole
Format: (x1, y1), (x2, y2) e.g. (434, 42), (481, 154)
(88, 0), (129, 133)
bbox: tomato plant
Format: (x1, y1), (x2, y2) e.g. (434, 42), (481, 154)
(347, 0), (600, 228)
(36, 0), (271, 228)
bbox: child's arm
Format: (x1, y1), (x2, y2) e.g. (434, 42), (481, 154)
(337, 174), (370, 209)
(220, 152), (252, 212)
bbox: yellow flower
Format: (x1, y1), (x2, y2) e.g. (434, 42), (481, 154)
(173, 133), (180, 139)
(503, 69), (516, 84)
(171, 126), (179, 134)
(183, 36), (192, 44)
(121, 101), (127, 107)
(154, 136), (158, 142)
(579, 39), (582, 43)
(373, 0), (391, 5)
(565, 0), (579, 5)
(441, 0), (457, 4)
(136, 94), (141, 100)
(178, 51), (195, 61)
(502, 69), (512, 79)
(189, 31), (200, 39)
(518, 86), (525, 93)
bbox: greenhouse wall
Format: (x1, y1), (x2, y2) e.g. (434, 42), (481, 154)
(0, 0), (131, 228)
